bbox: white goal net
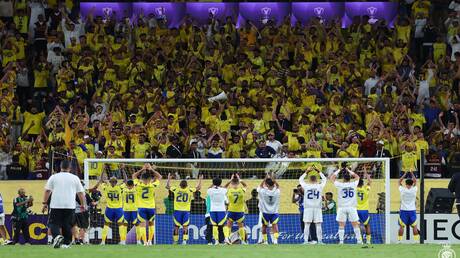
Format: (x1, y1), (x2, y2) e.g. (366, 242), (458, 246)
(83, 158), (391, 245)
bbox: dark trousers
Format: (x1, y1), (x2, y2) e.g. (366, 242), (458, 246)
(205, 216), (213, 243)
(13, 219), (30, 243)
(49, 209), (75, 245)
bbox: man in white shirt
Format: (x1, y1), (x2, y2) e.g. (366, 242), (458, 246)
(266, 132), (282, 154)
(257, 174), (281, 244)
(299, 168), (327, 244)
(330, 166), (362, 244)
(398, 171), (419, 243)
(364, 70), (380, 96)
(207, 178), (228, 244)
(42, 160), (85, 248)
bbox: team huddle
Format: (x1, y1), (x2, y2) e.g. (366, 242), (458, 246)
(89, 163), (419, 245)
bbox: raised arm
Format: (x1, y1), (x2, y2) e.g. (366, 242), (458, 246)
(165, 173), (172, 190)
(196, 174), (203, 191)
(364, 167), (372, 186)
(150, 164), (163, 181)
(319, 171), (327, 188)
(346, 168), (360, 181)
(236, 174), (247, 188)
(299, 171), (307, 186)
(409, 171), (417, 185)
(132, 165), (146, 180)
(399, 172), (408, 186)
(329, 168), (340, 183)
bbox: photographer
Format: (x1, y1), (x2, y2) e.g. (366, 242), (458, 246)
(12, 188), (33, 244)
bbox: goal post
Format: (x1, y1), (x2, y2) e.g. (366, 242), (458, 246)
(83, 157), (391, 245)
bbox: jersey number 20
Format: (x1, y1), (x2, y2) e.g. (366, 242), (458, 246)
(176, 192), (189, 202)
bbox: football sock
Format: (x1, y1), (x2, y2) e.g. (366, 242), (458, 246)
(338, 228), (345, 242)
(304, 223), (311, 242)
(102, 225), (109, 242)
(148, 225), (155, 242)
(119, 225), (127, 242)
(316, 224), (322, 243)
(353, 227), (362, 243)
(238, 228), (246, 241)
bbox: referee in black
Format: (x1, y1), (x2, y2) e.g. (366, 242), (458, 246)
(42, 160), (86, 248)
(448, 172), (460, 218)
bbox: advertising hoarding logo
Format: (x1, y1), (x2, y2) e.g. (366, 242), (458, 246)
(367, 6), (378, 24)
(260, 7), (272, 24)
(208, 7), (219, 18)
(155, 6), (167, 20)
(313, 7), (325, 23)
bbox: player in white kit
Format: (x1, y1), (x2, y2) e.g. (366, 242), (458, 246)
(299, 167), (327, 244)
(398, 171), (420, 243)
(330, 166), (362, 244)
(257, 174), (281, 244)
(206, 177), (229, 244)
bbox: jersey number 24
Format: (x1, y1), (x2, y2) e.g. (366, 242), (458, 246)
(306, 189), (320, 199)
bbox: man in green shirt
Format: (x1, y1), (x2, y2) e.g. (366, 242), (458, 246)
(323, 192), (336, 214)
(12, 188), (33, 244)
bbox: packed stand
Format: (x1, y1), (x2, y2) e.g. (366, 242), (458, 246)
(0, 0), (459, 180)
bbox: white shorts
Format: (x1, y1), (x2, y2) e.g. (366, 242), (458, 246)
(303, 208), (323, 223)
(0, 213), (4, 226)
(336, 207), (359, 222)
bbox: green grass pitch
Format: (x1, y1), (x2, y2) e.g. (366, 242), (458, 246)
(0, 244), (458, 258)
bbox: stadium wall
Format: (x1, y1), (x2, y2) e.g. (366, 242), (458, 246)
(4, 214), (460, 244)
(0, 179), (452, 214)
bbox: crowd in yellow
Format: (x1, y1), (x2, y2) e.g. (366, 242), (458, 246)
(0, 0), (458, 180)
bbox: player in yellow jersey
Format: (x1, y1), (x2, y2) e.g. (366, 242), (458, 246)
(224, 173), (247, 244)
(91, 170), (124, 245)
(357, 169), (372, 244)
(132, 163), (162, 246)
(165, 173), (203, 245)
(121, 178), (138, 245)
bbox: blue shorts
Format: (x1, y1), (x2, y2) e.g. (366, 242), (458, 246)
(227, 212), (245, 223)
(138, 208), (156, 222)
(399, 210), (417, 226)
(105, 207), (124, 223)
(173, 211), (190, 226)
(357, 210), (370, 225)
(124, 211), (137, 224)
(210, 211), (227, 226)
(262, 213), (279, 225)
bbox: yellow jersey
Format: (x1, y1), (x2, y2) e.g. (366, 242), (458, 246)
(134, 179), (160, 209)
(101, 183), (123, 209)
(401, 151), (418, 172)
(122, 186), (137, 212)
(171, 186), (196, 212)
(227, 187), (246, 213)
(357, 186), (370, 211)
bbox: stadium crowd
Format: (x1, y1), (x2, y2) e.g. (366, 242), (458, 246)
(0, 0), (459, 180)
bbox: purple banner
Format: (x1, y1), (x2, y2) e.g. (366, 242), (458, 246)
(238, 2), (291, 28)
(344, 2), (399, 27)
(4, 215), (48, 244)
(186, 2), (238, 25)
(80, 2), (133, 20)
(132, 2), (186, 28)
(291, 2), (345, 25)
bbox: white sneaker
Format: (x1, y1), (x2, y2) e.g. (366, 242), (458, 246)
(207, 243), (213, 246)
(100, 241), (105, 246)
(241, 240), (248, 245)
(146, 241), (152, 246)
(119, 241), (126, 245)
(137, 241), (142, 245)
(263, 241), (269, 245)
(339, 241), (344, 245)
(3, 240), (12, 245)
(60, 244), (71, 249)
(181, 241), (187, 245)
(224, 238), (232, 245)
(310, 241), (317, 245)
(53, 235), (64, 249)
